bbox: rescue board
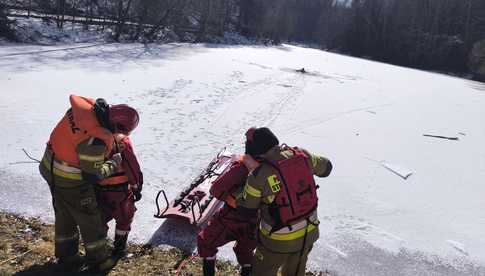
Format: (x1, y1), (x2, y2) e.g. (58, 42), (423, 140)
(154, 148), (239, 227)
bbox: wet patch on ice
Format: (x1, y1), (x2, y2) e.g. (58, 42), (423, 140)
(279, 67), (345, 83)
(311, 235), (485, 276)
(0, 166), (53, 222)
(326, 215), (405, 254)
(317, 214), (484, 275)
(148, 218), (197, 253)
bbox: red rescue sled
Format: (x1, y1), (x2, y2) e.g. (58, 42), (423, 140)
(154, 148), (239, 227)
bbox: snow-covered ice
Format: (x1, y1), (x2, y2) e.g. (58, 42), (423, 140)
(1, 43), (485, 275)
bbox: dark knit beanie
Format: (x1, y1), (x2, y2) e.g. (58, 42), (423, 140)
(245, 127), (279, 156)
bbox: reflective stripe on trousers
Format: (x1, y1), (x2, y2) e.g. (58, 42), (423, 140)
(55, 232), (79, 243)
(85, 239), (107, 251)
(42, 155), (82, 180)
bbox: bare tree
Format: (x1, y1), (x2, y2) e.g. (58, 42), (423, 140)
(56, 0), (66, 28)
(0, 3), (16, 41)
(113, 0), (133, 41)
(144, 0), (185, 41)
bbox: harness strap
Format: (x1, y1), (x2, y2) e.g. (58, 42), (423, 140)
(294, 218), (310, 276)
(262, 158), (296, 216)
(50, 153), (55, 186)
(48, 152), (56, 210)
(99, 174), (129, 186)
(261, 210), (318, 234)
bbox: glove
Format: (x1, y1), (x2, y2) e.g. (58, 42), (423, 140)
(224, 195), (237, 209)
(111, 153), (123, 167)
(133, 190), (142, 202)
(133, 176), (143, 202)
(138, 171), (144, 186)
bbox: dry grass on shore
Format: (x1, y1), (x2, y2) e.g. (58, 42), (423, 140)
(0, 212), (238, 275)
(0, 212), (327, 276)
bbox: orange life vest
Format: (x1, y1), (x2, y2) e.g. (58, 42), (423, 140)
(48, 95), (114, 167)
(241, 154), (260, 172)
(99, 169), (130, 186)
(98, 135), (140, 187)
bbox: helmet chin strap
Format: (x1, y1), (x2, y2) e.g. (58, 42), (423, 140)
(93, 98), (112, 131)
(114, 138), (120, 153)
(114, 124), (131, 136)
(111, 126), (120, 153)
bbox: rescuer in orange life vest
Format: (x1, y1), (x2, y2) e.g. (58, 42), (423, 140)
(39, 95), (139, 273)
(197, 148), (260, 276)
(236, 127), (333, 276)
(96, 132), (143, 258)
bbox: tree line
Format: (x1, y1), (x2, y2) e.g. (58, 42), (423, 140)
(1, 0), (240, 42)
(1, 0), (485, 79)
(239, 0), (485, 78)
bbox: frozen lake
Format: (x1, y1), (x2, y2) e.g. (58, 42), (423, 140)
(1, 43), (484, 275)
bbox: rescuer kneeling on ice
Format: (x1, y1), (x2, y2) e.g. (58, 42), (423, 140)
(236, 127), (333, 276)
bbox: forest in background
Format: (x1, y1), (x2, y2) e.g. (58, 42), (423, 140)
(1, 0), (485, 80)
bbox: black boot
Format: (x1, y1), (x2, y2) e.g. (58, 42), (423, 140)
(240, 265), (251, 276)
(85, 256), (118, 274)
(56, 254), (83, 272)
(113, 234), (128, 258)
(203, 259), (215, 276)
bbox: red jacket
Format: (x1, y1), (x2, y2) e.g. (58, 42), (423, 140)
(99, 135), (142, 188)
(210, 155), (259, 208)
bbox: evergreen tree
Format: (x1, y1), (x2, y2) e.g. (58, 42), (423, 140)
(0, 3), (16, 41)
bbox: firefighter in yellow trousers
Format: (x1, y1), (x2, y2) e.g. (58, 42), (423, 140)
(39, 95), (139, 273)
(236, 127), (332, 276)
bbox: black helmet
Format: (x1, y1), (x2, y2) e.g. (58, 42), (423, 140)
(245, 127), (279, 157)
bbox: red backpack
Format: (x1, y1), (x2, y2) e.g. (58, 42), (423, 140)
(264, 146), (318, 231)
